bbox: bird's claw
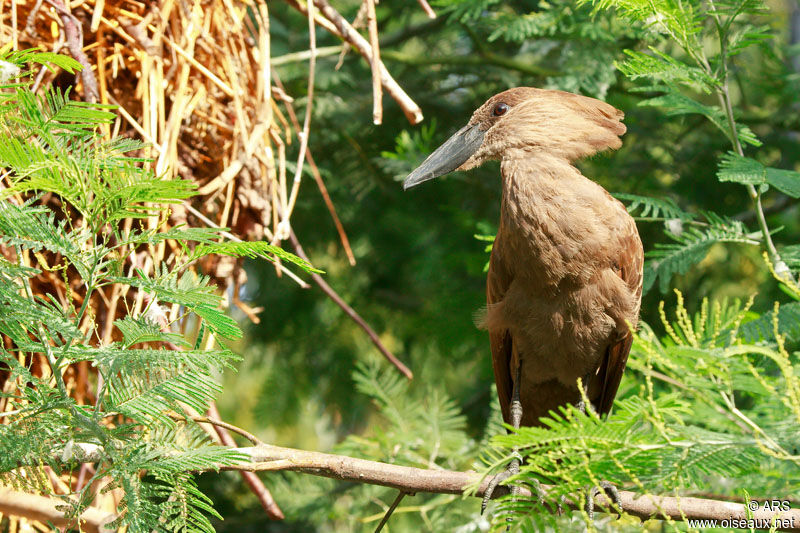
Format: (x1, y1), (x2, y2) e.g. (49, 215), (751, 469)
(481, 469), (513, 514)
(584, 480), (622, 520)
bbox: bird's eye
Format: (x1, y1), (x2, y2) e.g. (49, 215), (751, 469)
(493, 103), (509, 117)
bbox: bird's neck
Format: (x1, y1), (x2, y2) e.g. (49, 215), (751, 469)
(499, 150), (586, 225)
(496, 150), (595, 286)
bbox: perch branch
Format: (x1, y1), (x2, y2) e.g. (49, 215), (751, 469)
(50, 442), (800, 531)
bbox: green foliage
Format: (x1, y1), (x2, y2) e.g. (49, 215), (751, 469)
(718, 152), (800, 198)
(614, 193), (694, 222)
(191, 241), (321, 273)
(637, 87), (761, 147)
(644, 213), (759, 293)
(378, 119), (439, 182)
(584, 0), (800, 294)
(434, 0), (502, 22)
(0, 50), (312, 532)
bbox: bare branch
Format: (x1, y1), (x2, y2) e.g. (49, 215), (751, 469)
(223, 445), (800, 531)
(417, 0), (437, 19)
(284, 0), (318, 222)
(272, 70), (356, 266)
(365, 0), (383, 124)
(44, 0), (100, 102)
(205, 403), (284, 520)
(283, 0), (424, 124)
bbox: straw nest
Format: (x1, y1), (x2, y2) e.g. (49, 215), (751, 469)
(0, 0), (428, 527)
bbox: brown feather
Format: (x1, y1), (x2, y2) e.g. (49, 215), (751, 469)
(487, 245), (513, 424)
(594, 217), (644, 416)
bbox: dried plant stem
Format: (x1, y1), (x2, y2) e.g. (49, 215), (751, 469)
(417, 0), (437, 18)
(374, 491), (409, 532)
(271, 45), (343, 66)
(365, 0), (383, 124)
(284, 0), (317, 221)
(44, 0), (100, 102)
(205, 403), (284, 520)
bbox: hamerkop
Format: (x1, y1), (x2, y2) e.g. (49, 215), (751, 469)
(403, 87), (643, 507)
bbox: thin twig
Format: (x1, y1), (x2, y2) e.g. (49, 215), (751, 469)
(284, 0), (424, 124)
(272, 70), (356, 266)
(705, 0), (791, 280)
(24, 0), (45, 36)
(374, 491), (409, 532)
(417, 0), (437, 18)
(365, 0), (383, 124)
(44, 0), (100, 102)
(289, 229), (413, 379)
(284, 0), (317, 221)
(271, 45), (343, 66)
(167, 411), (262, 446)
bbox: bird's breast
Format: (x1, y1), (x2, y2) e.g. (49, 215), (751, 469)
(489, 156), (640, 385)
(497, 157), (628, 288)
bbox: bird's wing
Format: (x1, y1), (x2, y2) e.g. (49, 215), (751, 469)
(595, 220), (644, 417)
(487, 244), (514, 425)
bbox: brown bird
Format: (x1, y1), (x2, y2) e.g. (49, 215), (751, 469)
(403, 87), (643, 507)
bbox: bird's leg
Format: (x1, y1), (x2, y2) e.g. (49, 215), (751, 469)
(575, 372), (595, 416)
(481, 366), (532, 515)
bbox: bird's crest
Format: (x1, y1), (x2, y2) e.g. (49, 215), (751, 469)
(465, 87), (626, 165)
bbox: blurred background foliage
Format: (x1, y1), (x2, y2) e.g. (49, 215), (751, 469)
(201, 0), (800, 530)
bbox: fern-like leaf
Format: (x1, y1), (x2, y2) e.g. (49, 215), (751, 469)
(645, 214), (758, 293)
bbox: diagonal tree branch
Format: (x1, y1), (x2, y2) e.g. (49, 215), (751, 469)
(282, 0), (424, 124)
(289, 229), (414, 379)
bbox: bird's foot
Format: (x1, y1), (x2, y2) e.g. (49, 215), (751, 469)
(576, 398), (586, 415)
(584, 480), (622, 520)
(480, 452), (527, 514)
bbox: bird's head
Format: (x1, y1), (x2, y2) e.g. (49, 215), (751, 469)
(403, 87), (626, 190)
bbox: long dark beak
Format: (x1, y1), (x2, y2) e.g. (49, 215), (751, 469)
(403, 124), (484, 190)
